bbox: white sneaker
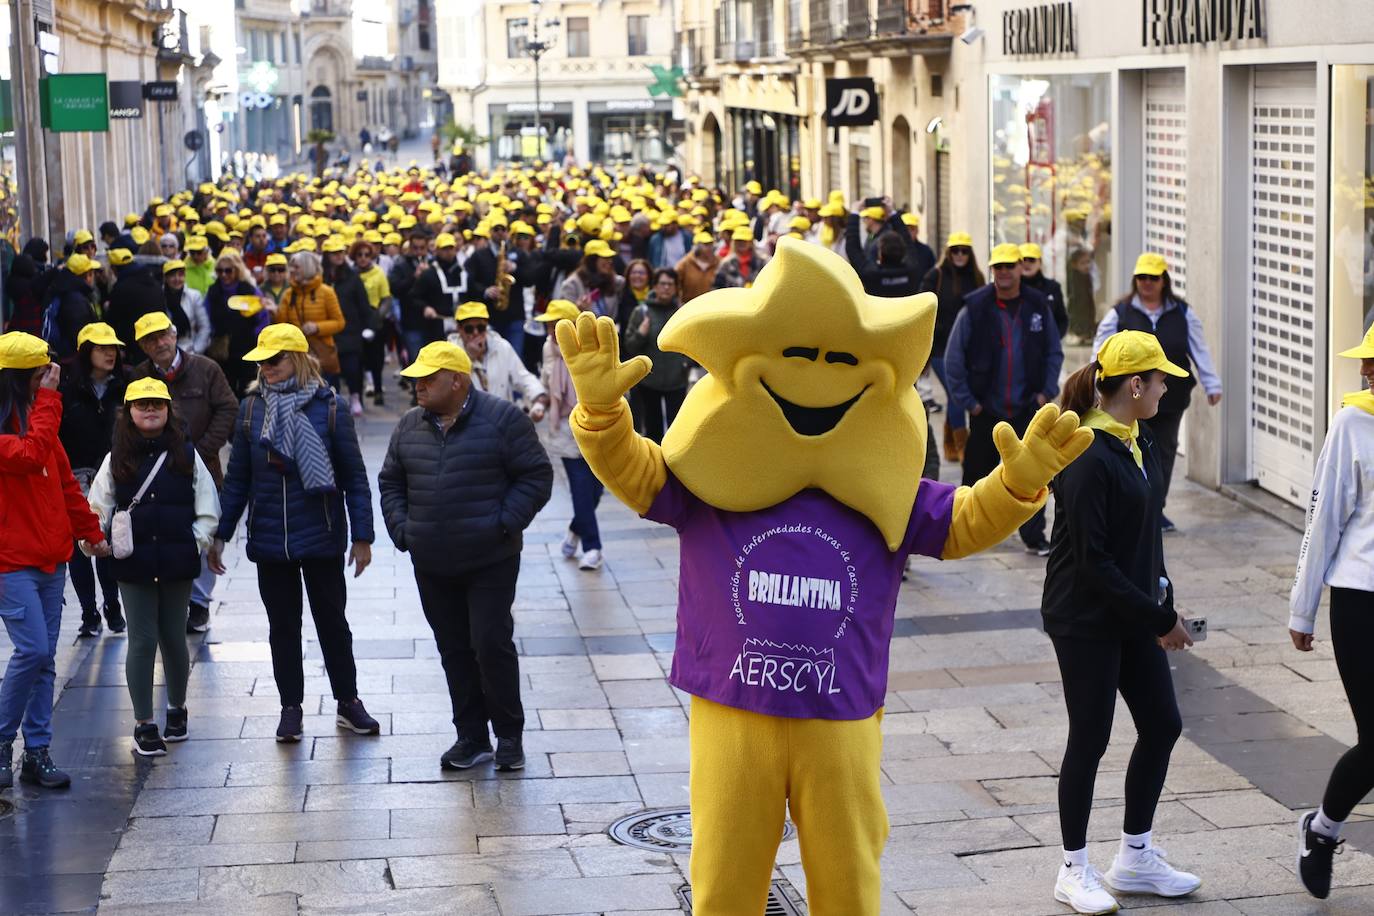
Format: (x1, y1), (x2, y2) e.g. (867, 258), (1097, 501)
(560, 531), (579, 559)
(579, 548), (603, 571)
(1054, 863), (1119, 915)
(1104, 845), (1201, 897)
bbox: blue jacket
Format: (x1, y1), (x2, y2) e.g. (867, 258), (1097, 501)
(944, 283), (1063, 420)
(216, 387), (374, 562)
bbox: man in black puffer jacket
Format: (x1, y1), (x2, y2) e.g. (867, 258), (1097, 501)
(378, 340), (552, 775)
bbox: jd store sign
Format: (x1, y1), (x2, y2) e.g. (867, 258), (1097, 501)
(40, 73), (108, 132)
(825, 78), (878, 128)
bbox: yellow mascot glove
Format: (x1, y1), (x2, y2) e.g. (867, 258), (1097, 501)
(992, 403), (1096, 500)
(554, 312), (652, 413)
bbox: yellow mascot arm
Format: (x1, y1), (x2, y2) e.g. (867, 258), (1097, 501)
(942, 404), (1095, 560)
(557, 312), (668, 515)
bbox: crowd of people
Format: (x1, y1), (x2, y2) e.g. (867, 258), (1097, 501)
(0, 155), (1366, 912)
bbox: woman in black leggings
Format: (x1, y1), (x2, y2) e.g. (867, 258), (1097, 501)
(1041, 331), (1200, 914)
(1288, 327), (1374, 900)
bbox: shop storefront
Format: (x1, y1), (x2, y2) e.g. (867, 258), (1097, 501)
(588, 99), (674, 166)
(489, 101), (574, 163)
(726, 107), (802, 199)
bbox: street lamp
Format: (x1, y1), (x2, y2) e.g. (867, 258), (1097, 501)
(526, 0), (559, 162)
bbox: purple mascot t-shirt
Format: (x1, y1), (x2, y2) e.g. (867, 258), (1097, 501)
(645, 472), (957, 720)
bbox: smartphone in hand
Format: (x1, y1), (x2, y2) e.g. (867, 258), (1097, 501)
(1185, 617), (1208, 642)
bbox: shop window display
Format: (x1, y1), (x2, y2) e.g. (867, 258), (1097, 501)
(1330, 65), (1374, 402)
(990, 74), (1112, 341)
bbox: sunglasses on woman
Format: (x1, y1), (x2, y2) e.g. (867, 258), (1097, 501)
(949, 246), (972, 256)
(216, 266), (236, 276)
(261, 352), (289, 367)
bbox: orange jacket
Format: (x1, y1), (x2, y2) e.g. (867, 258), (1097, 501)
(275, 275), (345, 348)
(0, 389), (105, 574)
(673, 251), (720, 304)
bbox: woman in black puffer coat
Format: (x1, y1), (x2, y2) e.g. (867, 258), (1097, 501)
(920, 235), (986, 462)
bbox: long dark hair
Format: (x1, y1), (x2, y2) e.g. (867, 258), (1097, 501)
(110, 402), (194, 484)
(0, 367), (39, 435)
(1120, 270), (1177, 306)
(1060, 361), (1159, 417)
(578, 254), (617, 294)
(75, 341), (125, 387)
(935, 246), (985, 293)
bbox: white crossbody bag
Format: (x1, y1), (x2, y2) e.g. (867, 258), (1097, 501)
(109, 451), (167, 560)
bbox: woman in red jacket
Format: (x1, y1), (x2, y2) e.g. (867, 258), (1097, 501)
(0, 332), (109, 791)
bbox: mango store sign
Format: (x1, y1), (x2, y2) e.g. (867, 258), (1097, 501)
(40, 73), (108, 132)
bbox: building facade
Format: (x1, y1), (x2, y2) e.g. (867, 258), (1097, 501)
(437, 0), (681, 168)
(356, 0), (442, 144)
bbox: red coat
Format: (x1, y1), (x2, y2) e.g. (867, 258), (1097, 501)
(0, 388), (105, 574)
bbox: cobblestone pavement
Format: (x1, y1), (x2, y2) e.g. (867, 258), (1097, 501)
(3, 380), (1374, 915)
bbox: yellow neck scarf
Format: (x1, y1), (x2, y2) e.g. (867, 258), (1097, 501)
(1342, 390), (1374, 416)
(1082, 407), (1143, 470)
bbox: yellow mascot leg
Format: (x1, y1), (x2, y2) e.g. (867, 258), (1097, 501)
(688, 696), (789, 916)
(787, 711), (888, 916)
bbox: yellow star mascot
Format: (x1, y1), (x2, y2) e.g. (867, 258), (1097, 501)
(555, 237), (1092, 915)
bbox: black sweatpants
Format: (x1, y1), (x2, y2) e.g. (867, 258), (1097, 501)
(963, 408), (1046, 546)
(1321, 587), (1374, 820)
(1051, 634), (1183, 851)
(257, 556), (359, 707)
(1148, 409), (1185, 508)
(636, 386), (686, 444)
(415, 554), (525, 741)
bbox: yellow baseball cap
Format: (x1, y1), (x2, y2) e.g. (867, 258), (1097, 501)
(455, 303), (490, 323)
(67, 253), (99, 275)
(900, 213), (921, 227)
(1096, 330), (1189, 380)
(1338, 325), (1374, 359)
(731, 226), (754, 242)
(988, 243), (1022, 267)
(73, 229), (94, 246)
(1019, 243), (1043, 260)
(162, 259), (186, 274)
(265, 253), (288, 267)
(77, 322), (125, 348)
(228, 295), (265, 318)
(583, 239), (615, 259)
(536, 299), (581, 323)
(321, 236), (347, 253)
(788, 216), (811, 232)
(434, 232), (458, 249)
(818, 203), (845, 218)
(124, 377), (172, 403)
(1132, 252), (1168, 277)
(692, 231), (714, 244)
(243, 324), (309, 362)
(860, 206), (885, 221)
(946, 232), (974, 249)
(130, 226), (150, 246)
(383, 232), (402, 246)
(0, 331), (52, 369)
(399, 341), (472, 377)
(744, 180), (763, 195)
(108, 248), (134, 267)
(134, 311), (174, 340)
(183, 235), (208, 252)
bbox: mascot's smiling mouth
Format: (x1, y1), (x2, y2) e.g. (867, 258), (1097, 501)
(760, 380), (869, 436)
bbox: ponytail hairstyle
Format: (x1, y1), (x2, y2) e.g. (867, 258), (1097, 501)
(1059, 360), (1135, 417)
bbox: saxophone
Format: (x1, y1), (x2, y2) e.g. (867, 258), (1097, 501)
(494, 239), (513, 312)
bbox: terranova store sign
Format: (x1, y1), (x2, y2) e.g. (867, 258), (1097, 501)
(40, 73), (108, 132)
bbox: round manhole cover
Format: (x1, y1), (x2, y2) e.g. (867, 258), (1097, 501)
(608, 806), (796, 851)
(0, 799), (14, 819)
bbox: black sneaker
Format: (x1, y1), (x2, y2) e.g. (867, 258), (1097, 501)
(495, 735), (525, 772)
(104, 604), (126, 634)
(1298, 811), (1343, 899)
(77, 616), (102, 638)
(0, 740), (12, 790)
(1161, 514), (1179, 534)
(276, 705), (304, 743)
(19, 747), (71, 788)
(186, 601), (210, 634)
(372, 391), (385, 406)
(133, 723), (167, 757)
(336, 698), (380, 735)
(440, 737), (493, 770)
(1024, 540), (1052, 557)
(164, 707), (188, 743)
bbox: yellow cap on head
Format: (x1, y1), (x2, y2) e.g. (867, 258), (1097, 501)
(321, 236), (347, 253)
(731, 226), (754, 242)
(788, 216), (811, 232)
(744, 180), (763, 195)
(583, 239), (615, 259)
(1096, 330), (1190, 381)
(67, 253), (98, 275)
(399, 341), (472, 377)
(692, 230), (714, 244)
(1019, 242), (1043, 260)
(988, 243), (1022, 267)
(134, 311), (174, 340)
(455, 303), (490, 323)
(1338, 325), (1374, 359)
(183, 235), (207, 252)
(124, 377), (172, 403)
(265, 253), (288, 267)
(946, 232), (974, 249)
(0, 331), (52, 369)
(536, 299), (581, 323)
(162, 259), (186, 275)
(860, 206), (885, 221)
(434, 232), (458, 249)
(1132, 252), (1168, 277)
(818, 202), (845, 218)
(73, 229), (94, 246)
(130, 226), (150, 245)
(901, 213), (920, 227)
(109, 247), (135, 266)
(242, 324), (309, 362)
(77, 322), (124, 349)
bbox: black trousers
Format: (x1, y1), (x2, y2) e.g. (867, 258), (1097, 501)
(962, 408), (1046, 545)
(1149, 409), (1185, 508)
(339, 351), (365, 398)
(415, 554), (524, 741)
(68, 543), (119, 620)
(257, 556), (358, 707)
(1051, 634), (1183, 851)
(635, 386), (687, 444)
(1322, 588), (1374, 820)
(363, 335), (386, 394)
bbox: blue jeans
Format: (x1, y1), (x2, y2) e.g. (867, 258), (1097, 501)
(402, 330), (426, 369)
(929, 356), (966, 431)
(493, 320), (524, 358)
(562, 457), (605, 551)
(0, 566), (67, 747)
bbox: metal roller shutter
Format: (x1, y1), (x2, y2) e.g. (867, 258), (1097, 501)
(1143, 69), (1188, 296)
